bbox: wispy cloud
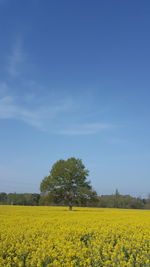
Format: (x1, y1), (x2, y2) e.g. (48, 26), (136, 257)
(0, 95), (40, 127)
(1, 39), (115, 135)
(0, 92), (73, 130)
(59, 122), (113, 135)
(7, 39), (25, 77)
(0, 88), (113, 135)
(0, 82), (9, 96)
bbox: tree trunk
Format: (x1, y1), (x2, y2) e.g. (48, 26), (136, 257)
(68, 205), (72, 211)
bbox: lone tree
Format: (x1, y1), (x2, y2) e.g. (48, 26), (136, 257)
(40, 157), (97, 210)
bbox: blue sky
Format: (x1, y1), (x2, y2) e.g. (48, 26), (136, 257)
(0, 0), (150, 197)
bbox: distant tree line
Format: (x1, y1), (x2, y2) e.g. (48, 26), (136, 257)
(97, 191), (150, 209)
(0, 191), (150, 209)
(0, 193), (40, 206)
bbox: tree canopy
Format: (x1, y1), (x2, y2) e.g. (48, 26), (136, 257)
(40, 157), (97, 210)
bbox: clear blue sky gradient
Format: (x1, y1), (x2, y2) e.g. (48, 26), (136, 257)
(0, 0), (150, 197)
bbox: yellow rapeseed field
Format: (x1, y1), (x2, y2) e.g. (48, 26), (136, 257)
(0, 206), (150, 267)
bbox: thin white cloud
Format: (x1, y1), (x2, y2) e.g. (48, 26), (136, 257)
(0, 92), (73, 130)
(7, 39), (25, 77)
(0, 82), (9, 96)
(59, 122), (113, 135)
(1, 40), (114, 135)
(0, 90), (113, 135)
